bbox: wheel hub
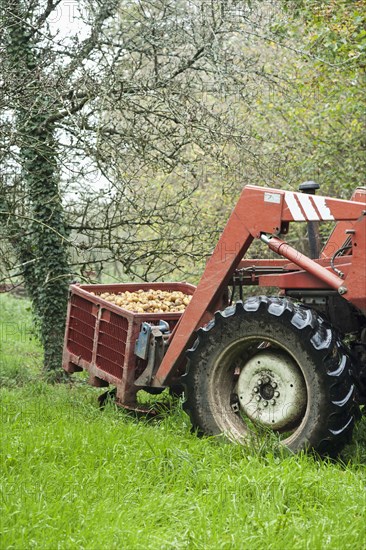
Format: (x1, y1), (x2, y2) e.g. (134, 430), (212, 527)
(260, 382), (275, 400)
(236, 349), (307, 430)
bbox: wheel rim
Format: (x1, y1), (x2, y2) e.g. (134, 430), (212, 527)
(237, 350), (307, 431)
(208, 336), (308, 444)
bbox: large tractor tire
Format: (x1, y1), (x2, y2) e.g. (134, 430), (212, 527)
(183, 296), (357, 456)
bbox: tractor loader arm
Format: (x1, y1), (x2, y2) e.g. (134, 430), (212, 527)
(153, 185), (366, 387)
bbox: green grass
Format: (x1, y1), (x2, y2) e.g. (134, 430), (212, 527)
(0, 295), (41, 387)
(1, 294), (366, 549)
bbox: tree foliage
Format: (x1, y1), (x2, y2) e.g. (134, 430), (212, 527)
(1, 0), (264, 373)
(269, 0), (366, 192)
(1, 0), (364, 375)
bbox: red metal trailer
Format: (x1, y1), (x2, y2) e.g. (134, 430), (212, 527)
(63, 282), (196, 408)
(63, 183), (366, 456)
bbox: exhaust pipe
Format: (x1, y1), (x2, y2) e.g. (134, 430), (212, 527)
(299, 181), (321, 259)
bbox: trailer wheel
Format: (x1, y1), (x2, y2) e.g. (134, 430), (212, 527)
(183, 296), (357, 456)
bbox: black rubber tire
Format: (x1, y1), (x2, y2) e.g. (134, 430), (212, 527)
(183, 296), (357, 456)
(141, 387), (165, 395)
(98, 388), (117, 408)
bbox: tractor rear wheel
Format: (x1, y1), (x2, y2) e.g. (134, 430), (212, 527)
(183, 296), (356, 456)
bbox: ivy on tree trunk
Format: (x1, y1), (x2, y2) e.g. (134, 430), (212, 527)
(5, 1), (69, 376)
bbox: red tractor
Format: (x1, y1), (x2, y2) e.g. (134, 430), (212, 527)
(63, 183), (366, 456)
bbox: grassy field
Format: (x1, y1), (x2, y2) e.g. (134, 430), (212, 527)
(1, 293), (366, 550)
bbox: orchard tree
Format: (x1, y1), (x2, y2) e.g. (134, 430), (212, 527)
(1, 0), (267, 376)
(253, 0), (366, 193)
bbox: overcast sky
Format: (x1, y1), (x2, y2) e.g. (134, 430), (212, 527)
(48, 0), (90, 42)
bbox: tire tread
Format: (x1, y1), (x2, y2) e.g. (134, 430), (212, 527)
(183, 296), (357, 456)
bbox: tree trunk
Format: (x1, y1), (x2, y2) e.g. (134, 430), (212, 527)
(5, 1), (69, 376)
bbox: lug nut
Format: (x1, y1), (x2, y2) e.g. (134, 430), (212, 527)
(263, 376), (270, 384)
(253, 387), (259, 393)
(271, 381), (277, 389)
(271, 399), (276, 405)
(263, 401), (269, 407)
(274, 391), (280, 398)
(257, 379), (263, 385)
(256, 396), (261, 402)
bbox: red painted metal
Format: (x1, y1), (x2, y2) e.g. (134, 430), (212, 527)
(62, 184), (366, 404)
(261, 235), (345, 291)
(62, 282), (195, 403)
(152, 188), (255, 386)
(322, 187), (366, 258)
(281, 192), (364, 222)
(153, 185), (365, 386)
(342, 216), (366, 311)
(257, 264), (351, 289)
(236, 257), (352, 289)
